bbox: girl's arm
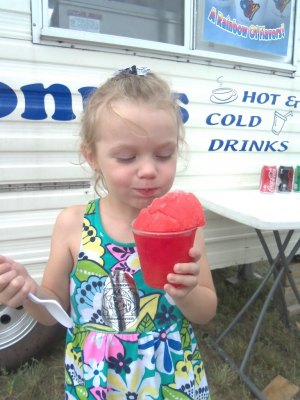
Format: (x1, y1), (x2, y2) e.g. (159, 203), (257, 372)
(0, 206), (83, 326)
(24, 205), (84, 324)
(164, 228), (217, 325)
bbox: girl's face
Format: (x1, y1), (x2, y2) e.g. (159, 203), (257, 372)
(90, 100), (178, 213)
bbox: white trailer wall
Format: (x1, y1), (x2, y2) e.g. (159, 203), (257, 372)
(0, 1), (299, 284)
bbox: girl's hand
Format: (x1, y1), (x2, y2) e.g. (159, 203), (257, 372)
(164, 247), (201, 299)
(0, 256), (36, 308)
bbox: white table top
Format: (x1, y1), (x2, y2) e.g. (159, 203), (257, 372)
(196, 190), (300, 231)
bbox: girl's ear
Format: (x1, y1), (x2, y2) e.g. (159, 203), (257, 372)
(81, 144), (99, 171)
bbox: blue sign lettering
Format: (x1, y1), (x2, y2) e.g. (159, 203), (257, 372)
(242, 91), (281, 105)
(208, 139), (289, 152)
(0, 82), (189, 123)
(78, 87), (97, 109)
(206, 113), (261, 127)
(285, 96), (300, 108)
(0, 82), (17, 117)
(176, 93), (189, 123)
(21, 83), (76, 121)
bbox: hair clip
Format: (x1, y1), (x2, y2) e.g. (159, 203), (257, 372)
(115, 65), (151, 76)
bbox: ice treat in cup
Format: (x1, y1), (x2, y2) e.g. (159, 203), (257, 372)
(132, 191), (206, 289)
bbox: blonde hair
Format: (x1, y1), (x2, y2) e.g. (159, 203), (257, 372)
(80, 69), (186, 193)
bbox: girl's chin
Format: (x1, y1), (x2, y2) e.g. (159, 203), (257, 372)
(132, 197), (155, 210)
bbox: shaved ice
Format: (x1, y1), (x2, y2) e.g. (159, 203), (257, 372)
(133, 191), (206, 233)
(132, 191), (206, 288)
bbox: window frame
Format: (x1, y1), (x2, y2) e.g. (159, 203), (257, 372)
(31, 0), (299, 77)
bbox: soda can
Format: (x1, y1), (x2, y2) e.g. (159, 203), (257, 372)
(259, 166), (277, 193)
(277, 166), (294, 193)
(294, 166), (300, 192)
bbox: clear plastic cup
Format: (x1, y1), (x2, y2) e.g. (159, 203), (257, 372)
(132, 227), (197, 289)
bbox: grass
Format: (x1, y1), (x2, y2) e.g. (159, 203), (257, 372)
(196, 262), (300, 399)
(1, 262), (299, 400)
(0, 341), (65, 400)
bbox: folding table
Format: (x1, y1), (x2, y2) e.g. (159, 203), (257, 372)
(197, 190), (300, 400)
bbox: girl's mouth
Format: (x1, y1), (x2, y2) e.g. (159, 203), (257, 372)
(136, 188), (157, 197)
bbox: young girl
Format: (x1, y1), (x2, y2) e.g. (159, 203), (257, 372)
(0, 66), (217, 399)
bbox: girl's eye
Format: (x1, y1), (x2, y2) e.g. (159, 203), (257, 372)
(156, 154), (173, 160)
(116, 156), (136, 163)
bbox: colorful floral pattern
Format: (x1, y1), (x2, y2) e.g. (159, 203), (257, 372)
(65, 199), (211, 399)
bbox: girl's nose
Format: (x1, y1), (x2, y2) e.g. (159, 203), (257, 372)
(137, 158), (157, 179)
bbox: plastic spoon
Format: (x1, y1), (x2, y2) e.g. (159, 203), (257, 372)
(28, 292), (73, 328)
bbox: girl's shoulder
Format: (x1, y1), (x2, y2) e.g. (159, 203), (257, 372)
(55, 204), (86, 232)
(59, 203), (86, 218)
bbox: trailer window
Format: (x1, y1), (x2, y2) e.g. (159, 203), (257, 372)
(195, 0), (296, 68)
(32, 0), (298, 76)
(47, 0), (184, 45)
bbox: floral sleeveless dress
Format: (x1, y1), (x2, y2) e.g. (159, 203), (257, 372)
(65, 199), (211, 400)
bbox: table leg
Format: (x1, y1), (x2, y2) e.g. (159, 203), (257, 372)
(273, 231), (300, 304)
(210, 229), (300, 400)
(257, 230), (293, 326)
(215, 230), (292, 345)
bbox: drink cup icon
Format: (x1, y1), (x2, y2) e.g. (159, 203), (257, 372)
(272, 111), (292, 135)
